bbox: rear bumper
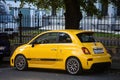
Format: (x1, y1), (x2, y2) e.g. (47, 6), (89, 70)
(80, 55), (112, 70)
(90, 62), (111, 71)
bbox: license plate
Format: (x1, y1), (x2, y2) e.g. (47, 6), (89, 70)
(93, 48), (104, 54)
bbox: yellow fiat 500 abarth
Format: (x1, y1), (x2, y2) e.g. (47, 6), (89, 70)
(10, 30), (111, 75)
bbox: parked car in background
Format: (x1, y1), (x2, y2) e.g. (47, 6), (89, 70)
(0, 33), (11, 61)
(0, 14), (18, 38)
(10, 30), (111, 75)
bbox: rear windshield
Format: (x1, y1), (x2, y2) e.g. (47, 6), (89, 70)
(77, 32), (96, 42)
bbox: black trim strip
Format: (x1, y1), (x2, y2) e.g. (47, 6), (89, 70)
(27, 58), (63, 61)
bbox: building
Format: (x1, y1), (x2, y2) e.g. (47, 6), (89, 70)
(0, 0), (9, 14)
(5, 0), (120, 17)
(3, 0), (120, 28)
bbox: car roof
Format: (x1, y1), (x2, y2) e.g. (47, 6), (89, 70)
(44, 29), (93, 34)
(28, 29), (93, 44)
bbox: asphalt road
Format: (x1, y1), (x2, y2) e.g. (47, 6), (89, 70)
(0, 61), (120, 80)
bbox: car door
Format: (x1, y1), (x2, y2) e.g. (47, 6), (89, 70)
(55, 32), (73, 68)
(28, 32), (58, 67)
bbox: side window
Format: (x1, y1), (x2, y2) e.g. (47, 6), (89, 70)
(58, 33), (72, 43)
(47, 32), (58, 43)
(32, 32), (58, 44)
(77, 33), (96, 42)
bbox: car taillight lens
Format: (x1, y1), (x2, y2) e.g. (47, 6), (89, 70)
(82, 47), (91, 55)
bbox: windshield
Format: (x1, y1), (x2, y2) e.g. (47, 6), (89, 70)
(0, 14), (16, 23)
(77, 32), (96, 42)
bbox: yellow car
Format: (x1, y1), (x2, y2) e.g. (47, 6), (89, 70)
(10, 30), (111, 75)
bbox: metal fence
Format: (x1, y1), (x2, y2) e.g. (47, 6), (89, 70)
(0, 15), (120, 47)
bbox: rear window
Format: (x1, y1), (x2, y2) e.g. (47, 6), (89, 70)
(77, 32), (96, 42)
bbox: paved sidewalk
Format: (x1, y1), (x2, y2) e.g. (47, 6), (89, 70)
(111, 57), (120, 70)
(111, 62), (120, 70)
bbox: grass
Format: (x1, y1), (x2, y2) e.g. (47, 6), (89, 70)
(94, 32), (120, 38)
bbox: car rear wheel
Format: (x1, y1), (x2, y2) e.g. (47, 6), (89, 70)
(66, 57), (83, 75)
(14, 55), (28, 71)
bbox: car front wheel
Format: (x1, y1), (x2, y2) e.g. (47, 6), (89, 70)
(66, 57), (83, 75)
(14, 55), (28, 71)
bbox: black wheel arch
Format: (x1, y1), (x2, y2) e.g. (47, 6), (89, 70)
(14, 54), (28, 67)
(65, 56), (84, 75)
(65, 56), (83, 69)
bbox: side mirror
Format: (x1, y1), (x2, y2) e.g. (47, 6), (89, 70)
(31, 40), (39, 47)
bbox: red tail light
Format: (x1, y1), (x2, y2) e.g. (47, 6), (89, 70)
(82, 47), (91, 55)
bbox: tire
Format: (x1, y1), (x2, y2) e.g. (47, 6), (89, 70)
(66, 57), (83, 75)
(14, 55), (28, 71)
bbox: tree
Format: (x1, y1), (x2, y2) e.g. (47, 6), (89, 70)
(16, 0), (119, 29)
(64, 0), (82, 29)
(17, 0), (64, 16)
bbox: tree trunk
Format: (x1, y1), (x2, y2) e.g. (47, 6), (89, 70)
(64, 0), (82, 29)
(51, 6), (57, 16)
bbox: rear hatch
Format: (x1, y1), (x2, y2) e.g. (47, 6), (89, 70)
(77, 32), (107, 55)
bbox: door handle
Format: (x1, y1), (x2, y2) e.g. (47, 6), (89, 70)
(51, 48), (57, 51)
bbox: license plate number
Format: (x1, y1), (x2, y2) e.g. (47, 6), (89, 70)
(93, 48), (104, 54)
